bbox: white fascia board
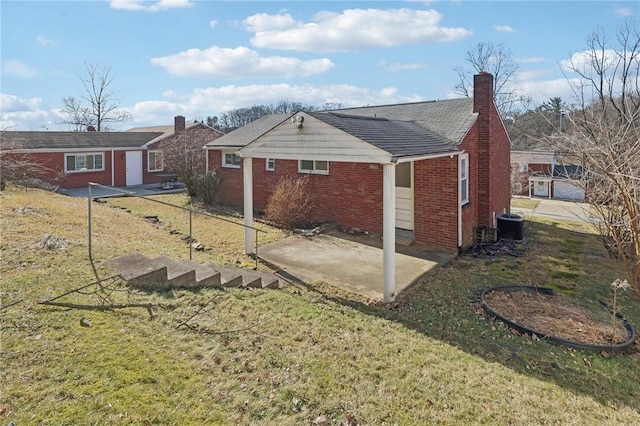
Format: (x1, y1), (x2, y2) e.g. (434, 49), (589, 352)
(238, 151), (393, 164)
(394, 150), (463, 164)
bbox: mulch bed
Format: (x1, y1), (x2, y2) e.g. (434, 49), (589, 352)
(483, 290), (629, 345)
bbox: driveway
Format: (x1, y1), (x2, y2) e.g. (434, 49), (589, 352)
(511, 198), (596, 223)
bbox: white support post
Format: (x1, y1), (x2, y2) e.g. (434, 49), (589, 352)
(383, 163), (396, 303)
(243, 157), (254, 254)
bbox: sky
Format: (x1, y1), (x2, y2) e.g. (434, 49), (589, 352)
(1, 0), (637, 131)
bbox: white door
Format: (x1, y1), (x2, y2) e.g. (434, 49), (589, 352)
(554, 181), (585, 201)
(533, 180), (549, 197)
(395, 162), (414, 230)
(125, 151), (143, 186)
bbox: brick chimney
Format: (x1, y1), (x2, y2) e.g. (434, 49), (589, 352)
(175, 115), (186, 133)
(473, 72), (495, 228)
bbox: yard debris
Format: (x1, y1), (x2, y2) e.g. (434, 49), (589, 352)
(313, 415), (330, 425)
(467, 239), (523, 258)
(295, 223), (334, 237)
(39, 234), (69, 251)
(80, 317), (92, 328)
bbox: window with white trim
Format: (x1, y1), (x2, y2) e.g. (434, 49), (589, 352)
(460, 153), (469, 205)
(223, 152), (241, 168)
(266, 158), (275, 171)
(65, 153), (104, 173)
(148, 150), (164, 172)
(298, 160), (329, 175)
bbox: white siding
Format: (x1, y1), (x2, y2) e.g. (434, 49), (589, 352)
(240, 112), (392, 163)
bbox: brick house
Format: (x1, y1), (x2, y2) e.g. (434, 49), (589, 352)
(0, 116), (222, 190)
(205, 72), (512, 301)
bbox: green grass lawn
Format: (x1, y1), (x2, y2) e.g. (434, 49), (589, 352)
(1, 187), (639, 424)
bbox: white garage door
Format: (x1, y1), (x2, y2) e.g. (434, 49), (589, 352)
(554, 180), (585, 201)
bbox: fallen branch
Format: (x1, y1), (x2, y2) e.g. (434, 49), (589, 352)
(38, 300), (155, 318)
(0, 299), (24, 311)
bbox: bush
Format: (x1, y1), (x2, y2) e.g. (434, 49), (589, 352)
(192, 170), (223, 205)
(265, 175), (314, 230)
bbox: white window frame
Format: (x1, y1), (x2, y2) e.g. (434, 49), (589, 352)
(222, 151), (241, 168)
(459, 153), (469, 206)
(65, 152), (104, 173)
(148, 150), (164, 172)
(298, 160), (329, 175)
(266, 158), (275, 171)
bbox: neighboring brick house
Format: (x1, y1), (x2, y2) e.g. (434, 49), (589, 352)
(207, 72), (511, 247)
(511, 150), (586, 201)
(0, 116), (222, 190)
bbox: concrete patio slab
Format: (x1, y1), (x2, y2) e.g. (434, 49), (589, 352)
(258, 230), (455, 300)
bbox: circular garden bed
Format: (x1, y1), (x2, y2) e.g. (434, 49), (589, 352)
(481, 286), (637, 352)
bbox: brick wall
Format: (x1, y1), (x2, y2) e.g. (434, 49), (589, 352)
(211, 150), (386, 233)
(414, 156), (459, 250)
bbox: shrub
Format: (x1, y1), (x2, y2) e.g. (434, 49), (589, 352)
(192, 169), (223, 205)
(265, 175), (314, 230)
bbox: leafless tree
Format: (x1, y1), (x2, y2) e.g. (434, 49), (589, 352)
(162, 127), (221, 200)
(549, 20), (640, 296)
(0, 136), (62, 190)
(60, 62), (132, 131)
(454, 42), (531, 119)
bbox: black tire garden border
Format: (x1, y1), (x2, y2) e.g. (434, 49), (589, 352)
(480, 285), (637, 353)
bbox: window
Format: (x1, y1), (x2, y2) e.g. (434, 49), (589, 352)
(223, 152), (241, 168)
(266, 158), (275, 171)
(460, 153), (469, 205)
(148, 150), (164, 172)
(65, 153), (104, 173)
(298, 160), (329, 175)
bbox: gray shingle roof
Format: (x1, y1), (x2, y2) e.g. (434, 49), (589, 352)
(205, 97), (476, 158)
(308, 112), (458, 158)
(333, 98), (476, 144)
(206, 114), (288, 148)
(0, 131), (164, 150)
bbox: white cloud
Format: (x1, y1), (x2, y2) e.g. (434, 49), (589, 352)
(243, 13), (297, 32)
(246, 8), (472, 52)
(560, 49), (619, 74)
(379, 61), (425, 72)
(2, 60), (38, 79)
(109, 0), (193, 12)
(514, 78), (580, 105)
(125, 83), (423, 127)
(209, 19), (218, 28)
(614, 7), (633, 17)
(0, 94), (49, 130)
(493, 24), (516, 33)
(36, 35), (58, 46)
(151, 46), (334, 78)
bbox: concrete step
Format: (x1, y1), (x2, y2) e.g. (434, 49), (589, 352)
(242, 269), (281, 289)
(207, 264), (244, 287)
(104, 252), (169, 290)
(182, 260), (222, 288)
(152, 256), (196, 288)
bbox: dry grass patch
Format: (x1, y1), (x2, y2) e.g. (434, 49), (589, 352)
(1, 186), (639, 425)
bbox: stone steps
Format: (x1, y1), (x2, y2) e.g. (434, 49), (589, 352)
(104, 252), (284, 291)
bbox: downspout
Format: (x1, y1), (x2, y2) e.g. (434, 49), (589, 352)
(111, 150), (115, 186)
(457, 153), (463, 248)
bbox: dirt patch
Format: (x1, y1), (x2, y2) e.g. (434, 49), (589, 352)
(483, 289), (630, 345)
